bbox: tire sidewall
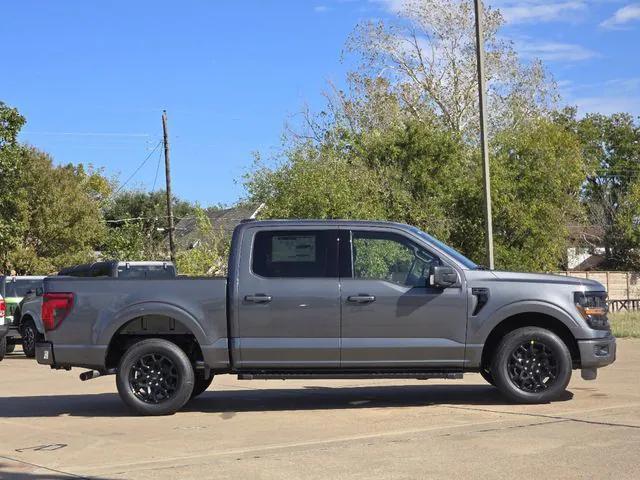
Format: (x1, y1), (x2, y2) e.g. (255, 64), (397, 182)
(21, 319), (37, 358)
(492, 327), (572, 403)
(190, 373), (214, 399)
(0, 336), (6, 361)
(116, 339), (195, 416)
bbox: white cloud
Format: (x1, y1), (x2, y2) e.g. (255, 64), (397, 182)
(371, 0), (405, 14)
(314, 5), (330, 13)
(565, 77), (640, 115)
(497, 1), (587, 24)
(517, 40), (598, 62)
(600, 3), (640, 29)
(374, 1), (588, 25)
(574, 95), (640, 115)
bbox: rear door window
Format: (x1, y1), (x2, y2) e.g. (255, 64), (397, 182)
(252, 230), (339, 278)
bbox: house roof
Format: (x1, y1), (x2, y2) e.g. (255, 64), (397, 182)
(174, 203), (263, 249)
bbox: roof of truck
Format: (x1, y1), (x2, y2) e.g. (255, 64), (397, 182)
(236, 219), (413, 229)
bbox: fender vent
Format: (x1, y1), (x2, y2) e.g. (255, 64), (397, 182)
(472, 288), (490, 316)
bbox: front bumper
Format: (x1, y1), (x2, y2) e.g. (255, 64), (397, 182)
(578, 335), (616, 368)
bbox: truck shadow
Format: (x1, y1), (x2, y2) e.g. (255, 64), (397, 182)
(0, 463), (117, 480)
(0, 384), (573, 418)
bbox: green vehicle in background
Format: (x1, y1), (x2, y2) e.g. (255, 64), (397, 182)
(0, 276), (45, 356)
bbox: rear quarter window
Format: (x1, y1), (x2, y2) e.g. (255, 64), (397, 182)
(252, 230), (338, 278)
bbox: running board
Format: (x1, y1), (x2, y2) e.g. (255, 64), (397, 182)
(237, 371), (463, 380)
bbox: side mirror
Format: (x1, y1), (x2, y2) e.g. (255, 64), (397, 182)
(430, 265), (458, 288)
(36, 287), (43, 296)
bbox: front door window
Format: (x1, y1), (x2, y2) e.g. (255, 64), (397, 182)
(352, 231), (436, 287)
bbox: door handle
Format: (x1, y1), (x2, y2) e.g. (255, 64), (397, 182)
(244, 294), (272, 304)
(347, 295), (376, 304)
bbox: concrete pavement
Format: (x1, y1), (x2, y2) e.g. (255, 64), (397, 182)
(1, 340), (639, 479)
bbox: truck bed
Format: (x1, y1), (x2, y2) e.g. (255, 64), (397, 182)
(43, 276), (229, 370)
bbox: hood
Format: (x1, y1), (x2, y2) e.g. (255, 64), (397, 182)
(490, 271), (604, 290)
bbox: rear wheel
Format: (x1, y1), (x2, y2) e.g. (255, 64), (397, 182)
(21, 319), (39, 358)
(492, 327), (572, 404)
(116, 338), (195, 416)
(0, 336), (6, 361)
(5, 342), (15, 354)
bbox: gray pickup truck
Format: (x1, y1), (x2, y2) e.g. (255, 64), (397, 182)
(37, 220), (616, 415)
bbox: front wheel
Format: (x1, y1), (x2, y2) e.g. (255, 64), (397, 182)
(479, 367), (495, 386)
(116, 338), (195, 416)
(190, 373), (214, 399)
(491, 327), (572, 404)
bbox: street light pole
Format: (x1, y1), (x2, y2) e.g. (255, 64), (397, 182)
(473, 0), (495, 269)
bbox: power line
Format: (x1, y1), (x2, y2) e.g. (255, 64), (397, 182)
(111, 140), (162, 197)
(151, 144), (163, 192)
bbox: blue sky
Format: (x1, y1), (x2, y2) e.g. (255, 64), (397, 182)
(2, 1), (639, 206)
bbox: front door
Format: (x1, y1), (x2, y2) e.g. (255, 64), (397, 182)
(340, 229), (468, 368)
(236, 228), (341, 368)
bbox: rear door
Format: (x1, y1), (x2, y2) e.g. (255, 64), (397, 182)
(235, 227), (341, 368)
(340, 228), (468, 368)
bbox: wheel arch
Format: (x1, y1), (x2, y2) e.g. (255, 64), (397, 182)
(481, 312), (581, 370)
(102, 303), (208, 370)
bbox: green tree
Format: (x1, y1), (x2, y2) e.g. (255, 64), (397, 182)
(245, 146), (386, 221)
(175, 208), (230, 276)
(0, 102), (28, 270)
(489, 118), (585, 271)
(555, 110), (640, 268)
(245, 117), (584, 271)
(8, 148), (109, 273)
(101, 190), (199, 261)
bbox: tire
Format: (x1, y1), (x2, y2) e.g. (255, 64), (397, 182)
(116, 338), (195, 416)
(480, 367), (495, 386)
(5, 342), (15, 354)
(190, 373), (214, 399)
(491, 327), (572, 404)
(0, 336), (6, 361)
(20, 319), (39, 358)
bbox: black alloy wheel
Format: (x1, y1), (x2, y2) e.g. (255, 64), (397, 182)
(129, 353), (180, 404)
(116, 338), (195, 416)
(21, 320), (38, 358)
(491, 327), (572, 404)
(507, 340), (558, 393)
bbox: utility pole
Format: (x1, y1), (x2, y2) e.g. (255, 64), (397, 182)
(162, 110), (176, 263)
(474, 0), (494, 270)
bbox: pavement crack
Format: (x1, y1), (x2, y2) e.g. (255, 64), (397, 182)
(443, 405), (640, 430)
(0, 454), (89, 479)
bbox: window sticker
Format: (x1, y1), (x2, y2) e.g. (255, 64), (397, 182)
(272, 235), (316, 262)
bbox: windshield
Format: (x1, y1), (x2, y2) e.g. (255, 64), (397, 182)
(408, 227), (478, 269)
(3, 279), (43, 298)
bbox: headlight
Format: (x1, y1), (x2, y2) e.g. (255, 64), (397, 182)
(574, 291), (609, 330)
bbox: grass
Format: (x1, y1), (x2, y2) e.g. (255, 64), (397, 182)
(609, 311), (640, 338)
